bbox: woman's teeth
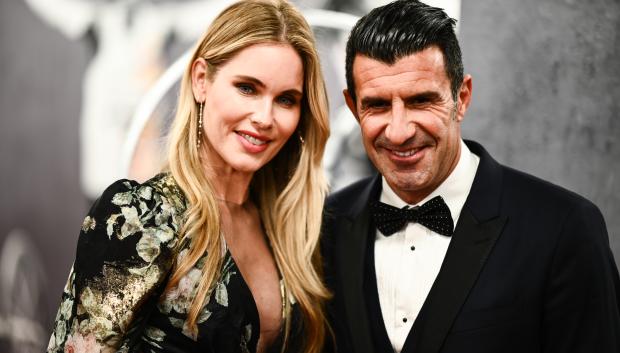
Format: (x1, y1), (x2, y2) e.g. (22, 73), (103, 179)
(239, 133), (267, 146)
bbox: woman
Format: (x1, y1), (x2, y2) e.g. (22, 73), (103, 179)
(47, 1), (330, 352)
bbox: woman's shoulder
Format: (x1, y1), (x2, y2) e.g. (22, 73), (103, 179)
(89, 173), (188, 231)
(47, 174), (189, 351)
(76, 173), (189, 270)
(96, 172), (187, 211)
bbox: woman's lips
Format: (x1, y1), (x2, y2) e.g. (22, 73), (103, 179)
(236, 130), (270, 153)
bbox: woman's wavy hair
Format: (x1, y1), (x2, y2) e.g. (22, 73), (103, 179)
(163, 1), (330, 352)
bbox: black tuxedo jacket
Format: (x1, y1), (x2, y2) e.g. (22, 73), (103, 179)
(322, 140), (620, 353)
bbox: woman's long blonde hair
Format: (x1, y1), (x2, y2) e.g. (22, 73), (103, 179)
(164, 1), (330, 352)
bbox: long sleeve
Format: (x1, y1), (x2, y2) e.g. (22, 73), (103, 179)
(47, 177), (186, 352)
(542, 200), (620, 352)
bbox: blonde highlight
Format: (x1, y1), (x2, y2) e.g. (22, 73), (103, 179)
(163, 1), (331, 352)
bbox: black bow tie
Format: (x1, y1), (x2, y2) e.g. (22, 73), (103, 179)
(370, 196), (454, 237)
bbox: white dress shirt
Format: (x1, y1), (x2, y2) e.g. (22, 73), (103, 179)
(374, 140), (480, 352)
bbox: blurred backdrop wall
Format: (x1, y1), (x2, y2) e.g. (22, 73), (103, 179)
(0, 0), (618, 351)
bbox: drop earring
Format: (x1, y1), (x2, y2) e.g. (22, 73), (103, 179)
(197, 101), (204, 149)
(298, 131), (305, 145)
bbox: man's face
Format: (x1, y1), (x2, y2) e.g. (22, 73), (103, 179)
(345, 46), (472, 204)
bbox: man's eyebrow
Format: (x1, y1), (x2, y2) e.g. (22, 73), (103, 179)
(359, 90), (444, 109)
(404, 91), (442, 102)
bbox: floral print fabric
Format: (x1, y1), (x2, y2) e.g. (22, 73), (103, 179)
(47, 174), (259, 353)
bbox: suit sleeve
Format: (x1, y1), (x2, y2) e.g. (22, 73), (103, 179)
(47, 180), (180, 352)
(542, 201), (620, 352)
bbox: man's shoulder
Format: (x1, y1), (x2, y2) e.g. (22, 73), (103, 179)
(467, 139), (596, 212)
(500, 163), (597, 212)
(325, 175), (378, 218)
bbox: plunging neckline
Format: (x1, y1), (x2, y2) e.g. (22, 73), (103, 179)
(224, 247), (285, 351)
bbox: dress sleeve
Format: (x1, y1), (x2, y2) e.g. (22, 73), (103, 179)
(47, 179), (183, 352)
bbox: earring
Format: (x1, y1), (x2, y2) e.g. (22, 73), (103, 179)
(197, 101), (204, 149)
(298, 131), (305, 145)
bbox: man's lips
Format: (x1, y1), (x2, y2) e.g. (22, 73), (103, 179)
(382, 145), (428, 163)
(390, 147), (422, 157)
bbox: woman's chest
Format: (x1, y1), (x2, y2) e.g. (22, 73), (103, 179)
(141, 254), (261, 352)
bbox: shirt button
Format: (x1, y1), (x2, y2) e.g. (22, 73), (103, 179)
(403, 317), (408, 323)
(410, 245), (415, 251)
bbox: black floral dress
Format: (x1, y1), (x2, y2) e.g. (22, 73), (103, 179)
(47, 173), (285, 353)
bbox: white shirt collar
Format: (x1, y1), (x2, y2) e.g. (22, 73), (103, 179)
(380, 139), (480, 227)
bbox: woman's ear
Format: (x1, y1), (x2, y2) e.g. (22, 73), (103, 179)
(191, 57), (209, 103)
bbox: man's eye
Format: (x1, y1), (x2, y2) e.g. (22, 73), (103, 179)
(407, 97), (432, 105)
(367, 102), (389, 109)
(236, 84), (255, 95)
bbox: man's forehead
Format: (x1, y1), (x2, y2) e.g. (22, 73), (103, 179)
(352, 47), (449, 94)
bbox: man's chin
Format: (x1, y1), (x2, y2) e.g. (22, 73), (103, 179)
(388, 162), (429, 179)
(385, 172), (431, 194)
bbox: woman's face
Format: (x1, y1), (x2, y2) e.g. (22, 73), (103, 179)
(196, 43), (304, 174)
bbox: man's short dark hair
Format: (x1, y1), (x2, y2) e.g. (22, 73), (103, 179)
(345, 0), (464, 102)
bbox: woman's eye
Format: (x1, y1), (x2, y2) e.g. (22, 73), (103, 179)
(236, 84), (255, 95)
(277, 95), (296, 107)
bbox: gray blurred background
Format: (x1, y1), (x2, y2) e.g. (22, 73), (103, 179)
(0, 0), (618, 351)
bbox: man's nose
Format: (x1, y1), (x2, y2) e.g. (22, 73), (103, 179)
(384, 101), (415, 145)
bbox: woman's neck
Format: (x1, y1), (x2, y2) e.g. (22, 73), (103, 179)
(203, 164), (253, 206)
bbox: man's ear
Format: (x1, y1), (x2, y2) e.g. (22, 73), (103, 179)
(343, 89), (359, 122)
(191, 57), (209, 103)
(456, 74), (473, 122)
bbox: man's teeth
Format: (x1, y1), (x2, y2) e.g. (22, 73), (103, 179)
(240, 133), (267, 146)
(393, 149), (418, 157)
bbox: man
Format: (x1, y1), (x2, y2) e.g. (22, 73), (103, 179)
(321, 1), (620, 352)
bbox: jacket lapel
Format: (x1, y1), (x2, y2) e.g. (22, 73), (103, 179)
(336, 175), (381, 353)
(403, 209), (507, 353)
(401, 140), (508, 353)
